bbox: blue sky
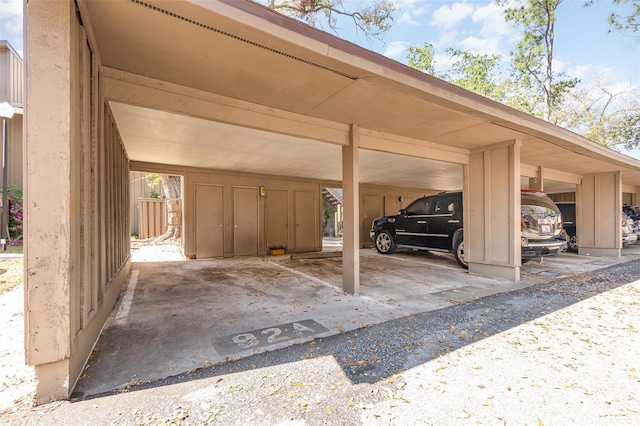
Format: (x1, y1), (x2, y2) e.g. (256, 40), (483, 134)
(361, 0), (640, 87)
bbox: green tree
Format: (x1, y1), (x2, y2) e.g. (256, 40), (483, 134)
(498, 0), (578, 121)
(407, 44), (519, 106)
(608, 0), (640, 33)
(143, 173), (182, 240)
(406, 43), (439, 76)
(443, 48), (508, 101)
(554, 75), (640, 149)
(262, 0), (396, 39)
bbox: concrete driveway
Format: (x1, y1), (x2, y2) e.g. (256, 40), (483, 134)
(73, 244), (640, 397)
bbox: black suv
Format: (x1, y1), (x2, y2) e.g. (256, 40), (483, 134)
(369, 192), (466, 267)
(370, 190), (567, 269)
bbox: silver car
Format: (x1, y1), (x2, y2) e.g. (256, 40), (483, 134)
(622, 212), (638, 246)
(520, 190), (568, 259)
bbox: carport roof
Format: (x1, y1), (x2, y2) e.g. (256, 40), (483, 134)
(82, 0), (640, 189)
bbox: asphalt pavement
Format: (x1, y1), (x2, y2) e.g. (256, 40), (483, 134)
(3, 258), (640, 425)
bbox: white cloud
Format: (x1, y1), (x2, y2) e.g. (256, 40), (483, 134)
(0, 0), (23, 55)
(452, 3), (513, 57)
(383, 41), (409, 59)
(398, 12), (419, 26)
(459, 36), (503, 55)
(473, 3), (513, 38)
(430, 2), (474, 30)
(395, 0), (429, 26)
(433, 52), (456, 73)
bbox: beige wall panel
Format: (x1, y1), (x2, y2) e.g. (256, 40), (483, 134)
(579, 175), (597, 248)
(489, 148), (511, 262)
(384, 195), (400, 216)
(362, 195), (383, 247)
(265, 189), (288, 250)
(578, 172), (621, 256)
(195, 184), (224, 258)
(233, 187), (259, 256)
(294, 190), (317, 252)
(468, 152), (486, 263)
(178, 166), (322, 257)
(467, 142), (520, 280)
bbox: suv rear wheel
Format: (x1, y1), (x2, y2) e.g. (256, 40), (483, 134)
(375, 230), (397, 254)
(454, 239), (467, 269)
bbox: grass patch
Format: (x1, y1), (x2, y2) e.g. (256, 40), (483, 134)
(0, 258), (23, 294)
(4, 245), (23, 254)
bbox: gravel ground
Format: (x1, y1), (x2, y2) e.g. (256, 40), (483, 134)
(0, 282), (35, 415)
(2, 259), (639, 425)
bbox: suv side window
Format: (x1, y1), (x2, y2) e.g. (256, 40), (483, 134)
(405, 197), (431, 215)
(433, 194), (459, 215)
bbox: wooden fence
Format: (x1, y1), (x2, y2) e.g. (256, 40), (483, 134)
(138, 198), (167, 239)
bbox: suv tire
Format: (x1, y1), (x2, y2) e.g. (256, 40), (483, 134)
(375, 230), (397, 254)
(454, 238), (468, 269)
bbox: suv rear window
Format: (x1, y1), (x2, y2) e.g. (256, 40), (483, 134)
(521, 191), (561, 215)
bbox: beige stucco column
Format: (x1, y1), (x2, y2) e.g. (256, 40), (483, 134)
(342, 124), (360, 294)
(529, 167), (544, 191)
(25, 0), (76, 402)
(577, 172), (622, 257)
(467, 140), (522, 281)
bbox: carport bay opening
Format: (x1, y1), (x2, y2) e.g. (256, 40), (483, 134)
(136, 163), (453, 260)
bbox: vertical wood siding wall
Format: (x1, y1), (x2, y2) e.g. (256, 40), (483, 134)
(0, 42), (23, 105)
(129, 171), (164, 234)
(25, 6), (132, 402)
(138, 198), (167, 238)
(0, 43), (24, 191)
(70, 25), (131, 388)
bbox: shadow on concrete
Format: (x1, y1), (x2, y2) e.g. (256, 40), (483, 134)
(71, 258), (640, 401)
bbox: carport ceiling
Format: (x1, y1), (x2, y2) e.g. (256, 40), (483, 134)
(111, 102), (464, 191)
(85, 0), (640, 188)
